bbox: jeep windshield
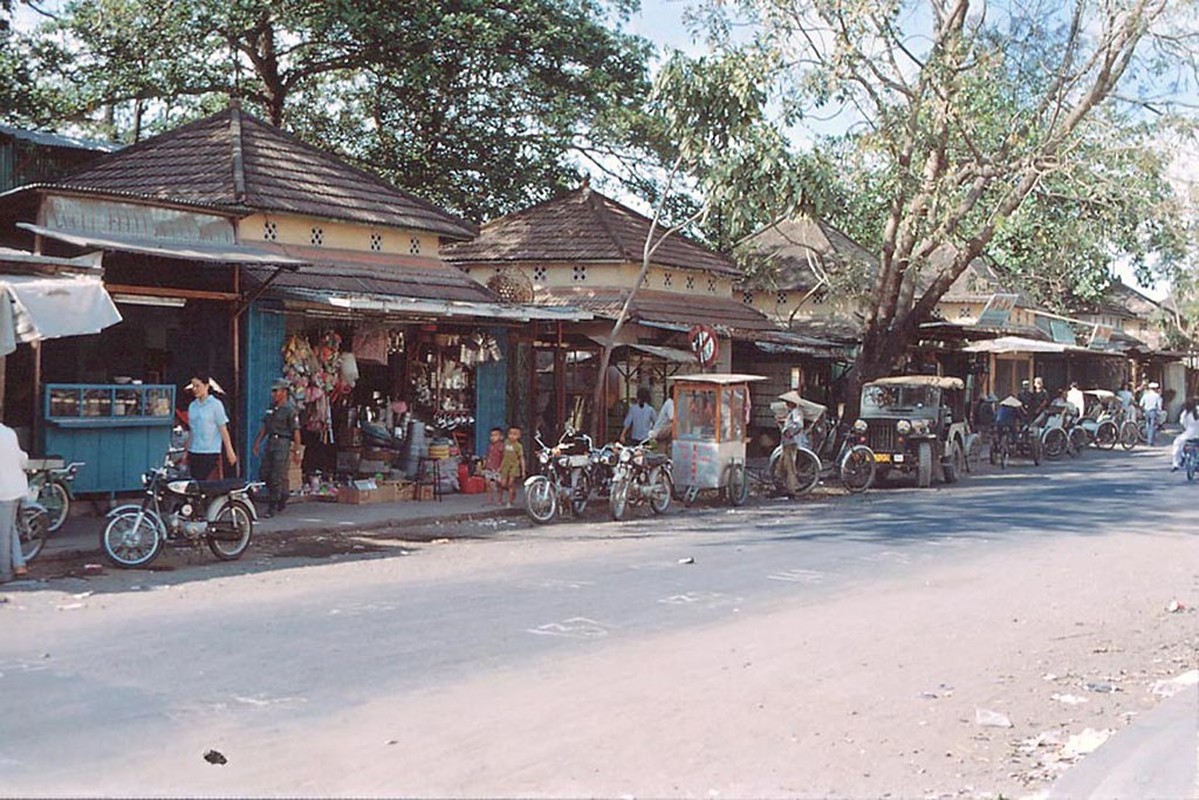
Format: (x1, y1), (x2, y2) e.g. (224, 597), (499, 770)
(860, 384), (940, 416)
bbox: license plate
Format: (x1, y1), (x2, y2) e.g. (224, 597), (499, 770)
(893, 453), (905, 463)
(873, 452), (891, 463)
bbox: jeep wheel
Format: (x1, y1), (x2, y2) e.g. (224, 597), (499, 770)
(943, 440), (964, 484)
(915, 442), (933, 488)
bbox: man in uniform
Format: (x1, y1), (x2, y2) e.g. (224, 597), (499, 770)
(252, 378), (301, 517)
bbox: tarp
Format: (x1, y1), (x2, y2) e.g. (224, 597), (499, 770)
(962, 335), (1126, 358)
(1, 273), (122, 355)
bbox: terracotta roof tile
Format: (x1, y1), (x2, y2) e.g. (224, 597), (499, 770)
(738, 216), (877, 291)
(39, 106), (475, 239)
(443, 187), (739, 276)
(536, 286), (780, 333)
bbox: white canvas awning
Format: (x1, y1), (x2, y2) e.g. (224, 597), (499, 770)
(962, 335), (1126, 358)
(1, 272), (122, 355)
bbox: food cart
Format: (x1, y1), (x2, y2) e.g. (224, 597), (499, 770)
(670, 373), (765, 506)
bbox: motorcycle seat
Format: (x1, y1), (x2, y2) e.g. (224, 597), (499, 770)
(180, 478), (252, 496)
(643, 452), (670, 467)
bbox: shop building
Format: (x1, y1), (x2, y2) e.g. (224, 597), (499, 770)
(442, 184), (820, 443)
(0, 105), (569, 493)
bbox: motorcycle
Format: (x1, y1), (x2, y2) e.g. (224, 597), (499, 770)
(26, 459), (85, 533)
(524, 428), (595, 524)
(101, 450), (263, 568)
(609, 439), (673, 521)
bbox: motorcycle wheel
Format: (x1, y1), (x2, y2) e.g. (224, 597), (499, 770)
(1119, 421), (1138, 450)
(1042, 427), (1067, 459)
(207, 501), (254, 560)
(649, 467), (673, 514)
(1095, 421), (1118, 450)
(102, 511), (162, 568)
(725, 463), (750, 506)
(524, 476), (557, 524)
(37, 481), (70, 533)
(839, 445), (875, 493)
(1187, 455), (1196, 482)
(18, 504), (48, 562)
(609, 478), (629, 521)
(570, 471), (591, 516)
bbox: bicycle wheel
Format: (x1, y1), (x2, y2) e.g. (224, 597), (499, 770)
(1068, 426), (1088, 457)
(18, 504), (48, 562)
(725, 463), (750, 506)
(37, 481), (69, 532)
(1042, 427), (1067, 459)
(839, 445), (876, 493)
(1094, 421), (1118, 450)
(1119, 421), (1138, 450)
(793, 448), (821, 495)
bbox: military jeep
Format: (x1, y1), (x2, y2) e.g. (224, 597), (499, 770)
(854, 375), (976, 488)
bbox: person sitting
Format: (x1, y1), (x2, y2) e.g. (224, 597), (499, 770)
(993, 395), (1024, 450)
(1170, 396), (1199, 471)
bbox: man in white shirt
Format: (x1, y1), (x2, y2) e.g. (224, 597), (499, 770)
(620, 387), (657, 443)
(1140, 381), (1163, 446)
(0, 422), (29, 583)
(649, 396), (674, 449)
(1066, 382), (1086, 418)
(1171, 398), (1199, 471)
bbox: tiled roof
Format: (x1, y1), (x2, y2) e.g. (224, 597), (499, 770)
(442, 186), (739, 276)
(738, 216), (877, 291)
(32, 106), (475, 239)
(242, 246), (497, 304)
(536, 286), (781, 334)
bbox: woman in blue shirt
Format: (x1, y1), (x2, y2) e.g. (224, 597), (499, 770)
(184, 371), (238, 480)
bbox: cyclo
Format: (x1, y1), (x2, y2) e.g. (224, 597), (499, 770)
(670, 373), (763, 507)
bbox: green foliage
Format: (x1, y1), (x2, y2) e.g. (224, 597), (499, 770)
(7, 0), (654, 221)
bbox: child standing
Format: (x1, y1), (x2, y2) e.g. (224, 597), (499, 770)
(483, 427), (504, 505)
(498, 426), (525, 508)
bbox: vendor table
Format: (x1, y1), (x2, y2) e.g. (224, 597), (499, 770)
(43, 383), (175, 494)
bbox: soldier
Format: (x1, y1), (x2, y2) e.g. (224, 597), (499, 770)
(252, 378), (301, 517)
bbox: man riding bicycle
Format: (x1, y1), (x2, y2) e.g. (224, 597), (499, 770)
(992, 395), (1025, 455)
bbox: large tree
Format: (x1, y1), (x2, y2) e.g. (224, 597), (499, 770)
(687, 0), (1195, 407)
(10, 0), (656, 221)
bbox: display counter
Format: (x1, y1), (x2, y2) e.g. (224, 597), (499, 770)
(43, 383), (175, 493)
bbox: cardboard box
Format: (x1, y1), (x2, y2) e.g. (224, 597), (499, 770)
(338, 479), (383, 504)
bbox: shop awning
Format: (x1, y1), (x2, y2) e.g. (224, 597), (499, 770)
(585, 338), (696, 363)
(962, 335), (1126, 357)
(1, 272), (122, 354)
(18, 223), (308, 267)
(311, 293), (593, 323)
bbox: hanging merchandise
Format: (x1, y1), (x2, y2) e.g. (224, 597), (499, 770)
(354, 326), (390, 365)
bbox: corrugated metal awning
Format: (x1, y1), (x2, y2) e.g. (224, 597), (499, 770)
(296, 290), (593, 323)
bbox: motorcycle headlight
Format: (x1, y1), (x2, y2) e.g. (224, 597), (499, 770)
(852, 419), (868, 434)
(896, 419), (912, 435)
(620, 448), (632, 463)
(538, 451), (550, 464)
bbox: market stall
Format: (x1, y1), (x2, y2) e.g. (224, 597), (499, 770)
(277, 320), (503, 501)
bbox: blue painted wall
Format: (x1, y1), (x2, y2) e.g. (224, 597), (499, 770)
(474, 328), (509, 455)
(242, 302), (287, 480)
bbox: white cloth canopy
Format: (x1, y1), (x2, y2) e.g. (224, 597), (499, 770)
(1, 273), (122, 355)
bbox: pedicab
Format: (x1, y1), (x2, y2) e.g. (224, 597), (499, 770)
(670, 373), (765, 507)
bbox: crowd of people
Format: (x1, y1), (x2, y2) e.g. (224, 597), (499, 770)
(979, 375), (1199, 469)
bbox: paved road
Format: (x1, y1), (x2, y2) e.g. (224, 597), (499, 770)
(1, 444), (1193, 796)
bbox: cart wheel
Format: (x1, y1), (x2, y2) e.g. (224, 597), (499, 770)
(725, 463), (749, 506)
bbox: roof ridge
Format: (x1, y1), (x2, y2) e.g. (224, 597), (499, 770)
(583, 186), (636, 262)
(229, 104), (247, 204)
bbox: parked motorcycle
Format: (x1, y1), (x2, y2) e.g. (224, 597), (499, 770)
(609, 439), (673, 521)
(26, 459), (84, 532)
(524, 428), (595, 524)
(101, 450), (263, 567)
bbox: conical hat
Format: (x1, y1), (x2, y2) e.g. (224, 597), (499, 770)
(999, 395), (1023, 408)
(778, 390), (803, 405)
